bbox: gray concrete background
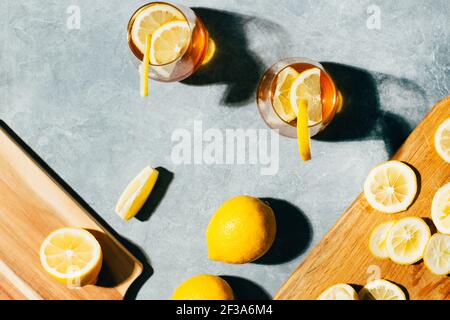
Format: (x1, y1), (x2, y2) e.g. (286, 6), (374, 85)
(1, 0), (449, 299)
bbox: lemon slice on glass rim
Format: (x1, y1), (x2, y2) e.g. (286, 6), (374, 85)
(363, 160), (417, 213)
(290, 67), (322, 126)
(130, 3), (185, 55)
(150, 20), (190, 66)
(272, 66), (299, 123)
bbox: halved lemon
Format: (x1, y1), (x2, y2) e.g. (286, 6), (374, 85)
(40, 228), (102, 287)
(423, 233), (450, 276)
(130, 3), (185, 54)
(150, 20), (190, 65)
(289, 67), (322, 126)
(369, 221), (396, 259)
(434, 118), (450, 163)
(431, 182), (450, 234)
(359, 279), (406, 300)
(272, 66), (299, 123)
(363, 160), (418, 213)
(115, 166), (159, 221)
(317, 283), (359, 300)
(386, 217), (430, 265)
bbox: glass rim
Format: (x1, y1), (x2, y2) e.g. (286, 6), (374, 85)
(263, 57), (338, 129)
(127, 1), (193, 67)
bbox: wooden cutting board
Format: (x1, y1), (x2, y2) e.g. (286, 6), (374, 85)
(0, 122), (143, 300)
(276, 97), (450, 300)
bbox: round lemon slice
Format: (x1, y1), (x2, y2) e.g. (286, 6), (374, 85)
(131, 3), (185, 54)
(434, 118), (450, 163)
(115, 166), (159, 221)
(431, 182), (450, 234)
(150, 20), (190, 65)
(272, 66), (299, 123)
(359, 279), (406, 300)
(317, 283), (359, 300)
(363, 160), (418, 213)
(369, 221), (396, 259)
(40, 228), (102, 287)
(423, 233), (450, 276)
(289, 67), (322, 126)
(386, 217), (430, 265)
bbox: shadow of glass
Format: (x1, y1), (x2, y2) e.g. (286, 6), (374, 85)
(254, 198), (312, 265)
(221, 275), (271, 300)
(182, 8), (273, 106)
(0, 120), (152, 299)
(135, 167), (173, 222)
(316, 62), (426, 156)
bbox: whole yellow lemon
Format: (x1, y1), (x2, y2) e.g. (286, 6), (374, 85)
(172, 274), (234, 300)
(206, 195), (276, 264)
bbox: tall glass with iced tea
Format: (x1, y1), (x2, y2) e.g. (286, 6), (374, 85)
(257, 58), (341, 138)
(127, 2), (209, 82)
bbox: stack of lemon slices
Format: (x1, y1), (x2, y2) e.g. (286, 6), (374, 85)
(364, 157), (449, 276)
(272, 66), (322, 161)
(318, 280), (406, 300)
(369, 216), (449, 276)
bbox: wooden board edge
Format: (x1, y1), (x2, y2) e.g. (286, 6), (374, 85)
(274, 96), (450, 300)
(274, 196), (363, 299)
(0, 124), (144, 299)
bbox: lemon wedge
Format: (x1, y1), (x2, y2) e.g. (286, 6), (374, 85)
(363, 160), (417, 213)
(290, 67), (322, 126)
(115, 166), (159, 221)
(359, 279), (406, 300)
(423, 233), (450, 276)
(318, 283), (359, 300)
(272, 66), (299, 123)
(40, 228), (102, 287)
(150, 20), (190, 65)
(369, 221), (396, 259)
(131, 3), (185, 55)
(431, 182), (450, 234)
(386, 217), (430, 265)
(434, 118), (450, 163)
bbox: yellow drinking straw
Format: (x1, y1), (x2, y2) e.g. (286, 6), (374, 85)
(140, 34), (151, 97)
(297, 99), (311, 161)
